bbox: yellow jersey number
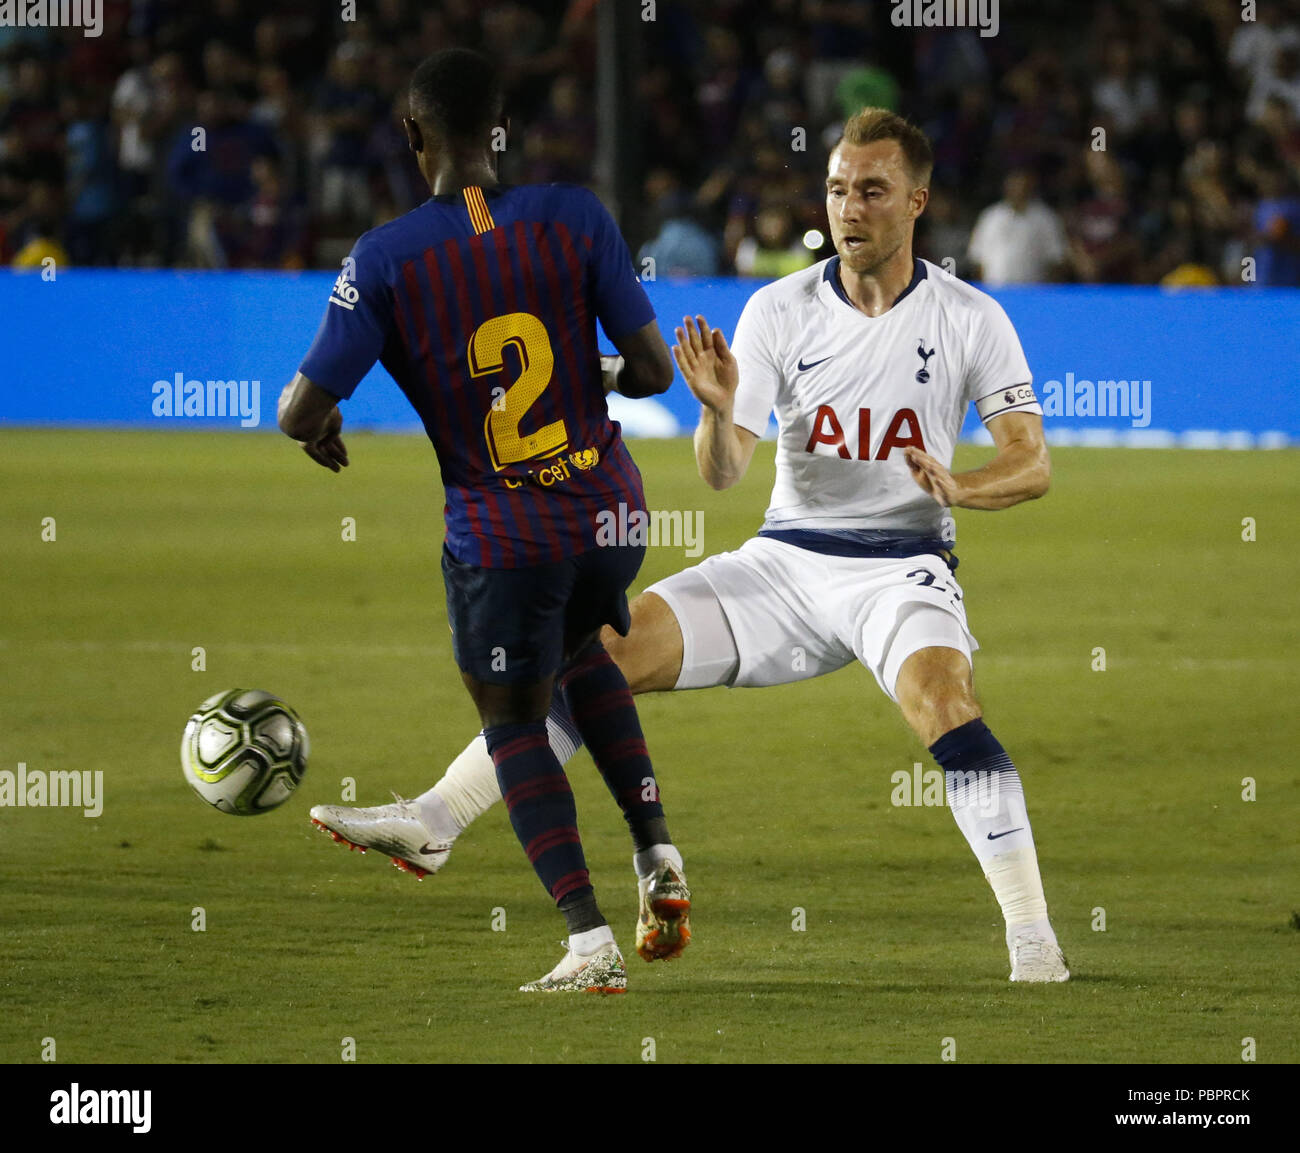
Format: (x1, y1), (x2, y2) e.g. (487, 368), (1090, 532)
(469, 312), (570, 472)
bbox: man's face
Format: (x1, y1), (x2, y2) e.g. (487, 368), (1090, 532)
(1005, 170), (1033, 208)
(825, 140), (927, 276)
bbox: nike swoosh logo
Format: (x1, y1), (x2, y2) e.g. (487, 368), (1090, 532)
(419, 843), (442, 855)
(987, 828), (1025, 840)
(797, 355), (833, 372)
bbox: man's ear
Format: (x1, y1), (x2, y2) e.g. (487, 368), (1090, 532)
(404, 116), (423, 154)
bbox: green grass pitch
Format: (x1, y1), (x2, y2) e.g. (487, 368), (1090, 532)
(1, 429), (1296, 1063)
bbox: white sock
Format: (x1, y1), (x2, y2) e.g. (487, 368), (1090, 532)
(634, 843), (683, 881)
(417, 706), (586, 836)
(946, 768), (1052, 943)
(419, 734), (498, 834)
(569, 924), (615, 955)
(984, 850), (1056, 948)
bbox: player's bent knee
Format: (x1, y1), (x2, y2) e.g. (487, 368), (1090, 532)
(599, 593), (683, 694)
(895, 646), (980, 744)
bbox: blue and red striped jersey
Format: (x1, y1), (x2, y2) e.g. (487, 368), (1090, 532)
(299, 183), (656, 568)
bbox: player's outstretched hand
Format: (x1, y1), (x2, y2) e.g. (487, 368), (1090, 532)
(673, 315), (739, 413)
(904, 445), (960, 506)
(302, 406), (350, 473)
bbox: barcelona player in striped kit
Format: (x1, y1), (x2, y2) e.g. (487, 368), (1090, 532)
(279, 49), (690, 993)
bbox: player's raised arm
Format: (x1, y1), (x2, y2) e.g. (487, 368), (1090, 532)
(674, 314), (757, 490)
(904, 409), (1050, 510)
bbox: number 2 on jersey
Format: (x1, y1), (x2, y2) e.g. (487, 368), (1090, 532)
(469, 311), (570, 472)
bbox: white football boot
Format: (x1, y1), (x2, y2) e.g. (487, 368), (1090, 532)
(1008, 930), (1070, 982)
(519, 940), (627, 994)
(309, 794), (454, 880)
(635, 860), (692, 962)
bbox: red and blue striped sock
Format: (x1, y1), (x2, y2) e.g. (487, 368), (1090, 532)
(560, 645), (669, 853)
(483, 719), (605, 933)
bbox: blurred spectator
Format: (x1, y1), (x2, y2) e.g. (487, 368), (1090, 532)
(835, 63), (901, 120)
(2, 59), (63, 184)
(1248, 44), (1300, 123)
(917, 186), (971, 275)
(1250, 163), (1300, 285)
(1091, 41), (1161, 141)
(967, 170), (1067, 285)
(62, 92), (116, 265)
(1068, 151), (1139, 283)
(1256, 94), (1300, 172)
(241, 154), (306, 269)
(1230, 2), (1300, 122)
(523, 75), (595, 185)
(637, 168), (720, 278)
(803, 0), (874, 121)
(912, 27), (989, 111)
(1180, 138), (1239, 268)
(743, 48), (808, 147)
(928, 84), (993, 198)
(695, 27), (748, 159)
(313, 45), (383, 229)
(734, 203), (815, 277)
(166, 89), (277, 267)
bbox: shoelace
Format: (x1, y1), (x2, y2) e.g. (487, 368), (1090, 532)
(1013, 936), (1060, 964)
(389, 790), (418, 815)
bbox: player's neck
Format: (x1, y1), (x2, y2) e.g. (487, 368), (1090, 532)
(430, 160), (500, 197)
(837, 245), (916, 318)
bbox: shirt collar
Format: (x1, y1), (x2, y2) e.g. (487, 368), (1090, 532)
(823, 255), (927, 312)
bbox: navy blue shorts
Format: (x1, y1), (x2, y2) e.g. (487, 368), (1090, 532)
(442, 542), (646, 684)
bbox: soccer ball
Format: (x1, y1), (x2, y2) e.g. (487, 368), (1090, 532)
(181, 689), (309, 815)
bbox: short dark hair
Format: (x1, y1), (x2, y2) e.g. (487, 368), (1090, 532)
(409, 49), (504, 143)
(835, 107), (933, 189)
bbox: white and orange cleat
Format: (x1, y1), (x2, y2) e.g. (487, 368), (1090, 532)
(309, 794), (453, 881)
(635, 861), (691, 962)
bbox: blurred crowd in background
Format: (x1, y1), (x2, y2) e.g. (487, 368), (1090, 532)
(2, 0), (1299, 285)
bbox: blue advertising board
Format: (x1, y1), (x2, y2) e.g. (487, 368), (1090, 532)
(1, 270), (1295, 447)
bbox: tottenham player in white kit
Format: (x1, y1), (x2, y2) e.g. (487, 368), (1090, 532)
(311, 108), (1069, 983)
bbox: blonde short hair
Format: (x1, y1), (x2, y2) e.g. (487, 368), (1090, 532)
(835, 107), (934, 188)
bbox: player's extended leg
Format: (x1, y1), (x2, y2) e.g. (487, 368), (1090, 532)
(559, 630), (690, 961)
(894, 643), (1069, 983)
(307, 591), (682, 876)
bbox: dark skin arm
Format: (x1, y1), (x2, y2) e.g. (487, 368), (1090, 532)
(277, 373), (349, 471)
(607, 319), (674, 398)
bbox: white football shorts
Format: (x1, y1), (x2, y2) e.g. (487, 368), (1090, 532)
(645, 535), (978, 703)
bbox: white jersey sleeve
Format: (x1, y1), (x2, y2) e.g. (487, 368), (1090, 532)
(729, 287), (783, 437)
(964, 295), (1042, 424)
